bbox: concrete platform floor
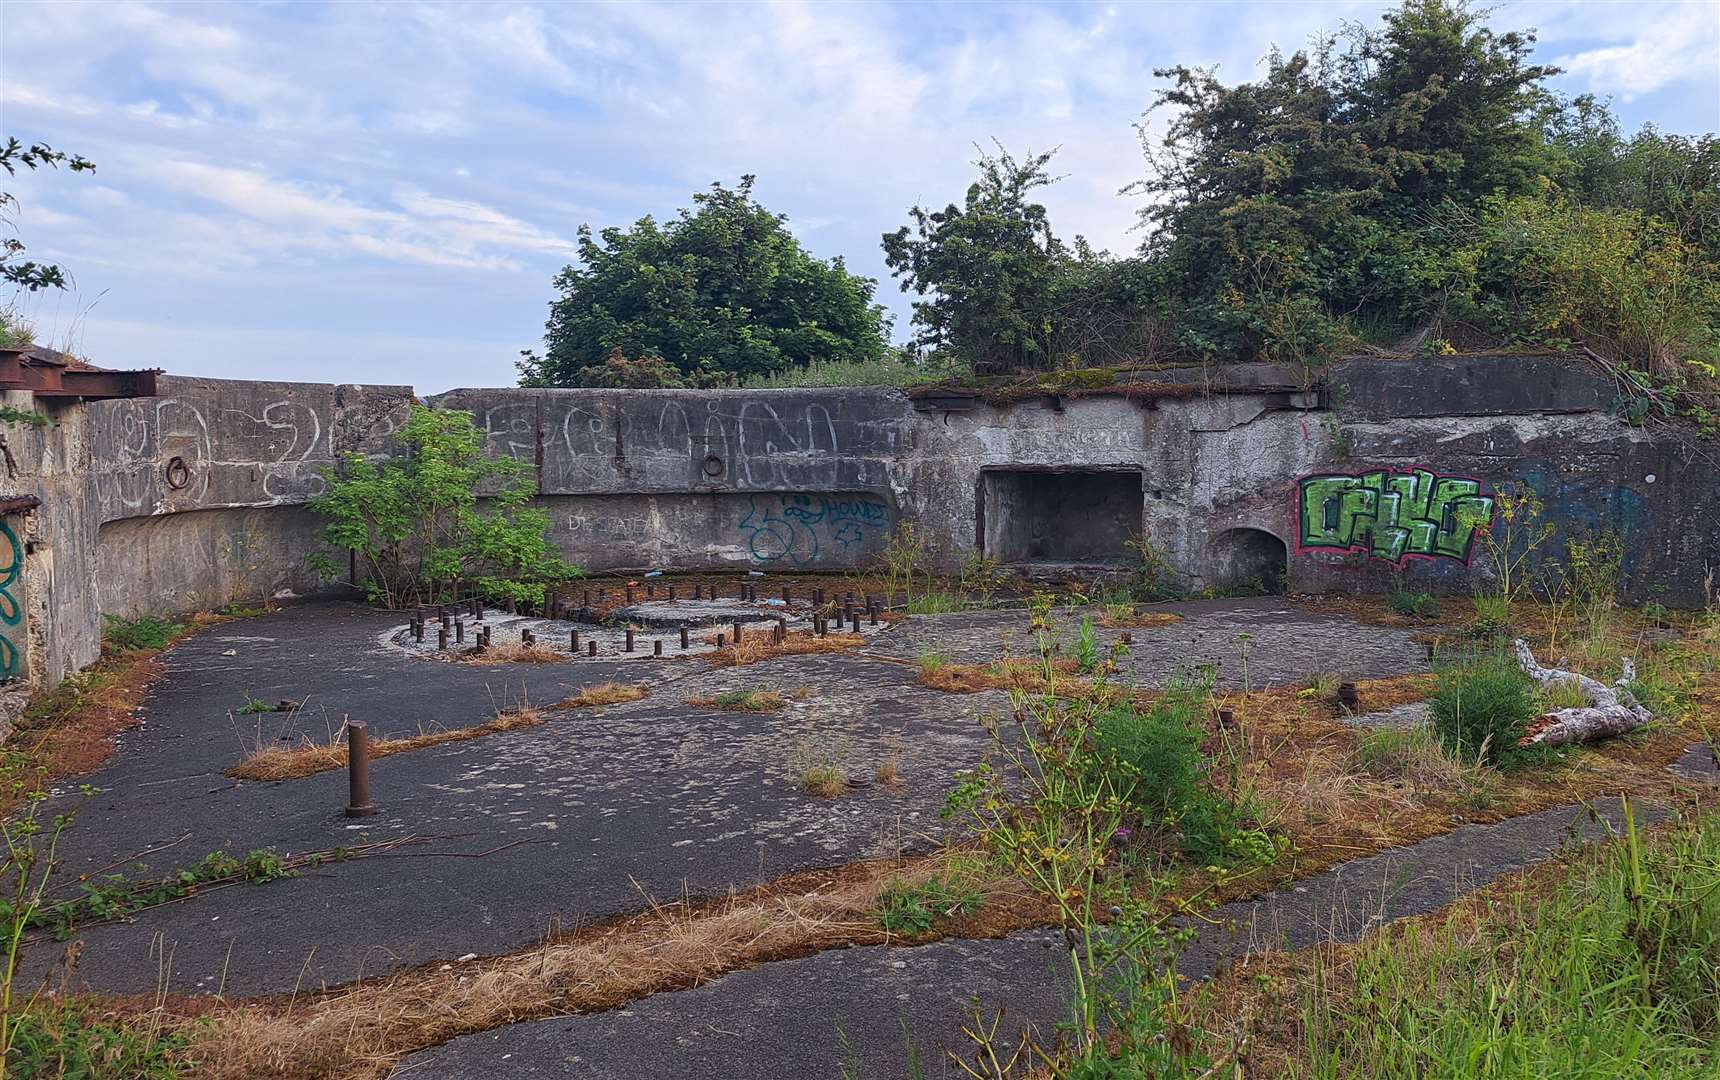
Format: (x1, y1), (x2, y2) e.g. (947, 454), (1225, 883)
(27, 598), (1427, 1001)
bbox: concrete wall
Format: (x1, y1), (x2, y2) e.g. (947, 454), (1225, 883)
(6, 354), (1717, 698)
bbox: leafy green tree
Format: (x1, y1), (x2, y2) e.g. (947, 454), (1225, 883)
(882, 145), (1069, 372)
(307, 405), (576, 609)
(1130, 0), (1574, 360)
(521, 177), (889, 385)
(1, 138), (94, 294)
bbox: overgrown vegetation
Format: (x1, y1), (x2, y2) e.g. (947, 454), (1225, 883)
(876, 872), (983, 936)
(1428, 652), (1539, 766)
(518, 2), (1719, 418)
(307, 404), (576, 609)
(100, 615), (185, 653)
(1289, 801), (1718, 1078)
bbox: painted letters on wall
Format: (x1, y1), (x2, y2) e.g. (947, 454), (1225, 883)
(738, 494), (890, 565)
(0, 521), (22, 678)
(1296, 468), (1495, 565)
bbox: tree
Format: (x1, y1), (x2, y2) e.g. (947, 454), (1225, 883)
(521, 177), (889, 386)
(307, 405), (576, 609)
(882, 145), (1069, 372)
(1129, 0), (1574, 360)
(1, 138), (94, 295)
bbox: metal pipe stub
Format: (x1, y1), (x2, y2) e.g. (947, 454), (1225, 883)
(345, 721), (377, 817)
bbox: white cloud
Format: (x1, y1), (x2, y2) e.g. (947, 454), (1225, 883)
(1551, 2), (1720, 100)
(1, 0), (1715, 388)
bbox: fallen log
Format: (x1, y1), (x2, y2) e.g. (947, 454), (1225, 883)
(1513, 639), (1652, 748)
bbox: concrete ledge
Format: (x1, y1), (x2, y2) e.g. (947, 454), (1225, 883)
(1331, 354), (1616, 419)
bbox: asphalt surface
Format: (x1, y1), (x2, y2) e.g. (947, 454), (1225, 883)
(400, 799), (1651, 1079)
(27, 598), (1426, 996)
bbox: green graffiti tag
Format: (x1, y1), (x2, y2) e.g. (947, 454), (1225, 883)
(1296, 468), (1495, 565)
(0, 521), (20, 678)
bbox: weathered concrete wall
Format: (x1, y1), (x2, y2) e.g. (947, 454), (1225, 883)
(6, 354), (1717, 697)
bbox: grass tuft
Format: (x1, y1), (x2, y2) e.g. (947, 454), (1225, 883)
(228, 707), (543, 782)
(553, 682), (648, 709)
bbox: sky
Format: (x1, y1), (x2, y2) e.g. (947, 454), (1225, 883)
(2, 1), (1717, 393)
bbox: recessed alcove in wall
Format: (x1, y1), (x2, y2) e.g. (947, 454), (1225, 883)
(981, 467), (1143, 564)
(1206, 527), (1289, 594)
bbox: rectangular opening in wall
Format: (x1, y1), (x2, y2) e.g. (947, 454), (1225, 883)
(982, 467), (1143, 565)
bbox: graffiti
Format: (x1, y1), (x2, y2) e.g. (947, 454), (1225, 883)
(738, 494), (891, 565)
(1296, 467), (1495, 565)
(0, 522), (21, 679)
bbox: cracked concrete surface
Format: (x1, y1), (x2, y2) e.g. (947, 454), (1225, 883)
(29, 598), (1423, 999)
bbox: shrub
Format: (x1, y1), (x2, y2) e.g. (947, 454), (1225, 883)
(1091, 678), (1241, 861)
(307, 404), (578, 609)
(1430, 652), (1538, 765)
(1388, 589), (1440, 619)
(100, 614), (185, 652)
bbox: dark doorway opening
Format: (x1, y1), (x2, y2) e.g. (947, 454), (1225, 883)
(982, 468), (1143, 564)
(1206, 528), (1288, 594)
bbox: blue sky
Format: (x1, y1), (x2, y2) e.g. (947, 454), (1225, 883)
(3, 0), (1716, 392)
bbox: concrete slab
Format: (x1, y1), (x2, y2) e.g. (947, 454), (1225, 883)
(400, 799), (1646, 1079)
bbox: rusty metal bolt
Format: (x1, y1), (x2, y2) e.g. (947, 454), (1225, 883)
(693, 583), (703, 600)
(438, 627), (448, 650)
(680, 625), (689, 649)
(571, 629), (580, 650)
(668, 585), (676, 601)
(654, 640), (663, 657)
(1337, 682), (1359, 711)
(716, 633), (726, 648)
(733, 619), (744, 644)
(454, 619), (464, 644)
(346, 721), (377, 818)
(851, 612), (861, 633)
(782, 586), (792, 603)
(587, 640), (597, 657)
(625, 627), (635, 652)
(522, 629), (535, 647)
(1217, 708), (1235, 729)
(625, 586), (634, 604)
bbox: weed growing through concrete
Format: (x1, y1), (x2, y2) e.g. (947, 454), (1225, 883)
(705, 630), (865, 667)
(906, 591), (962, 615)
(553, 682), (648, 709)
(798, 765), (847, 798)
(691, 689), (801, 712)
(99, 615), (186, 652)
(876, 873), (983, 936)
(942, 663), (1272, 1073)
(228, 704), (545, 782)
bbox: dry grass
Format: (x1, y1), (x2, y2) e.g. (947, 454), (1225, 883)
(1096, 608), (1184, 630)
(454, 642), (568, 665)
(1227, 662), (1706, 881)
(552, 682), (648, 709)
(917, 656), (1093, 696)
(227, 707), (544, 782)
(173, 852), (1032, 1080)
(704, 630), (865, 667)
(874, 756), (903, 790)
(0, 613), (225, 814)
(799, 764), (849, 797)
